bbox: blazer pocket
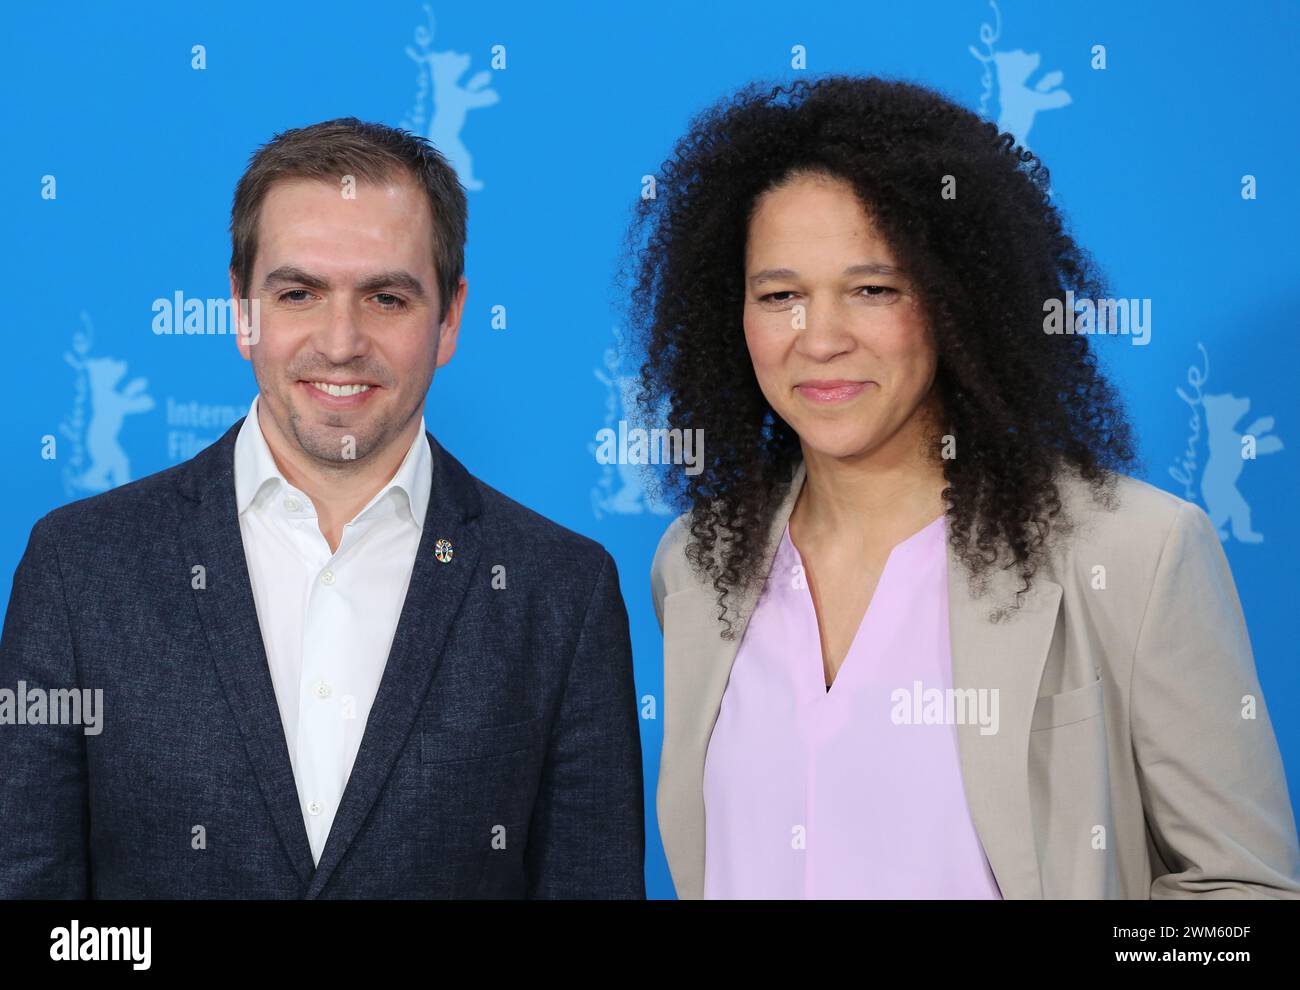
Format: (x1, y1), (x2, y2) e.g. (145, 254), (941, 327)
(1030, 676), (1104, 732)
(421, 716), (545, 765)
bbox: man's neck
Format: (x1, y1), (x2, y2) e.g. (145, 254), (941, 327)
(257, 405), (422, 553)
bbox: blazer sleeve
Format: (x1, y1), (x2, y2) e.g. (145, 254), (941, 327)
(651, 550), (665, 634)
(0, 514), (90, 897)
(1131, 500), (1300, 897)
(524, 550), (645, 898)
(651, 514), (687, 633)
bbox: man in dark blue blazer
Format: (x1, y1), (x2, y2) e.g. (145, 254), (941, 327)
(0, 118), (644, 898)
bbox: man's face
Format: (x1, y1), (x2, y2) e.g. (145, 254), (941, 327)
(232, 174), (465, 467)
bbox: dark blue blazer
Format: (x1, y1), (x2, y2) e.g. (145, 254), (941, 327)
(0, 420), (645, 898)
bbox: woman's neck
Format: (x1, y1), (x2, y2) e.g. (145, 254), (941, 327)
(791, 417), (948, 550)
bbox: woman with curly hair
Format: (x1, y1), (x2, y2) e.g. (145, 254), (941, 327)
(629, 75), (1300, 899)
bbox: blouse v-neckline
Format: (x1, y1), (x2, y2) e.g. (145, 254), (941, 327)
(784, 512), (947, 698)
(701, 503), (1000, 899)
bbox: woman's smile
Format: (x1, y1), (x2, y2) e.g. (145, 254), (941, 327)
(794, 379), (874, 403)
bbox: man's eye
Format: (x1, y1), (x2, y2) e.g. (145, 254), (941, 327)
(279, 290), (312, 303)
(374, 293), (407, 309)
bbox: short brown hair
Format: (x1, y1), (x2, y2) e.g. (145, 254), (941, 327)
(229, 117), (468, 322)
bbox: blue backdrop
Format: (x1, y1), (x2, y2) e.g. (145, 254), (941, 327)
(4, 0), (1297, 899)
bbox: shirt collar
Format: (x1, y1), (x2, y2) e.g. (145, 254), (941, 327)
(233, 395), (432, 530)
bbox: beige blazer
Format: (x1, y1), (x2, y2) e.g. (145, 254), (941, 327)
(651, 460), (1300, 898)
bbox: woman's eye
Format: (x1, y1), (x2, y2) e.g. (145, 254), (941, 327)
(760, 287), (896, 304)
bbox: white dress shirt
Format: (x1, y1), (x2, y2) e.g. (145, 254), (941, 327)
(232, 395), (432, 865)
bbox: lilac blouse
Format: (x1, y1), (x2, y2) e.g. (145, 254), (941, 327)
(701, 514), (1003, 898)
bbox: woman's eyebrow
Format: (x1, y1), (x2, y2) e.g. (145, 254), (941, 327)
(748, 262), (904, 286)
(842, 262), (904, 278)
(749, 267), (799, 286)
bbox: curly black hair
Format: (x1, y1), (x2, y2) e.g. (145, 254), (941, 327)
(619, 74), (1138, 637)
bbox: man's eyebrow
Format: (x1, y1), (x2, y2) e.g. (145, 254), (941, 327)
(260, 266), (427, 298)
(748, 262), (905, 286)
(355, 270), (426, 298)
(262, 266), (330, 292)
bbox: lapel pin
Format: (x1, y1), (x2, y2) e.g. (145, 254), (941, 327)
(434, 538), (454, 563)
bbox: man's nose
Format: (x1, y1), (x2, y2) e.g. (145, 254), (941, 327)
(311, 297), (369, 363)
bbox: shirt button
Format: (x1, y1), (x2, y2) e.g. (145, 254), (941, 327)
(321, 569), (336, 585)
(313, 681), (332, 700)
(284, 497), (302, 512)
(306, 801), (322, 816)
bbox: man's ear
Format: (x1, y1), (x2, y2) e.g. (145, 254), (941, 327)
(434, 276), (468, 369)
(231, 268), (253, 362)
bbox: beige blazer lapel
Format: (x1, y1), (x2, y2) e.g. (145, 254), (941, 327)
(658, 459), (1064, 899)
(946, 547), (1063, 899)
(657, 461), (806, 900)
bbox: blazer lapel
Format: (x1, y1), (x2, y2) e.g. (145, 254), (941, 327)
(659, 461), (806, 900)
(947, 552), (1062, 899)
(662, 458), (1063, 899)
(304, 432), (483, 898)
(177, 420), (317, 887)
(177, 421), (487, 897)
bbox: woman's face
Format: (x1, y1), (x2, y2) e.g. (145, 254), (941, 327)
(742, 172), (938, 463)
